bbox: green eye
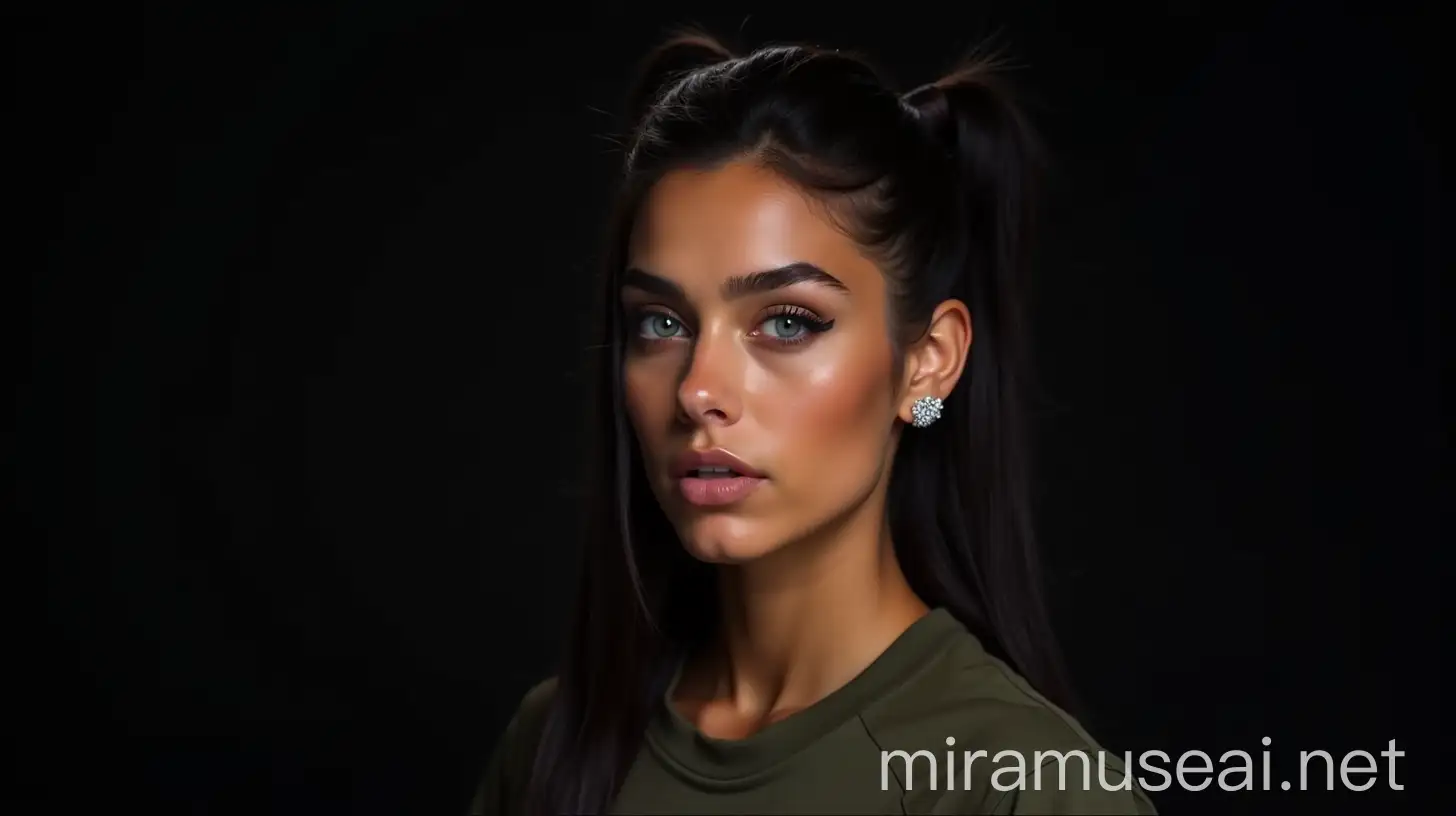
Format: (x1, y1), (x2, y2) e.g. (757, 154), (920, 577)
(639, 313), (685, 339)
(753, 307), (835, 346)
(761, 314), (809, 340)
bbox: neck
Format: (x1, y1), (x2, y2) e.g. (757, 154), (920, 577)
(692, 491), (929, 724)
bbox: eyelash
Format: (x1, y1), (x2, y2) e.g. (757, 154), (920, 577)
(629, 305), (835, 348)
(756, 305), (835, 345)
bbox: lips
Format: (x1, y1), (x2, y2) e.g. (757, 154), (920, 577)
(672, 449), (767, 508)
(671, 449), (766, 480)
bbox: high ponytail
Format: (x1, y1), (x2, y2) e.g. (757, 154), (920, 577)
(623, 27), (735, 126)
(903, 57), (1044, 308)
(895, 60), (1077, 714)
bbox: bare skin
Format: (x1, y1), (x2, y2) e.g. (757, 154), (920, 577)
(622, 159), (971, 740)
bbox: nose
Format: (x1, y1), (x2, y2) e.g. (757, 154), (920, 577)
(676, 330), (742, 428)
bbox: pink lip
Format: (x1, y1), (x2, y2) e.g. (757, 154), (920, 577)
(678, 475), (765, 507)
(672, 448), (767, 508)
(671, 448), (766, 479)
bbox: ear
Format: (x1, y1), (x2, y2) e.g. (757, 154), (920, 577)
(898, 299), (972, 423)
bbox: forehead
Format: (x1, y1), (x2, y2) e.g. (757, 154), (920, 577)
(627, 160), (865, 283)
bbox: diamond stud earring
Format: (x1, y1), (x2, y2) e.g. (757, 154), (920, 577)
(910, 395), (943, 428)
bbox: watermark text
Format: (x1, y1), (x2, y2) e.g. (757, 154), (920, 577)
(880, 737), (1405, 793)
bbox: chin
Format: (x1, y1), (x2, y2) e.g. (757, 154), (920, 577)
(676, 515), (786, 565)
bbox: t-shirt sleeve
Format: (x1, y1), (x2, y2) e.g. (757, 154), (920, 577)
(468, 678), (558, 816)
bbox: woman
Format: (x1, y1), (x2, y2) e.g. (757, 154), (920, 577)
(474, 29), (1156, 815)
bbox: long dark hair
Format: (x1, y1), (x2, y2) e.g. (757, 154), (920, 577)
(529, 29), (1072, 815)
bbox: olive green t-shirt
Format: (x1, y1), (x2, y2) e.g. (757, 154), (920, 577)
(472, 609), (1156, 814)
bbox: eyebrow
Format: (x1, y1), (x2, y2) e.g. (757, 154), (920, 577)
(622, 262), (849, 300)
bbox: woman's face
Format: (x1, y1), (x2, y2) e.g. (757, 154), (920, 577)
(622, 160), (904, 564)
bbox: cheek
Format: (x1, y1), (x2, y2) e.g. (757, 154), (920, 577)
(749, 346), (893, 479)
(623, 354), (679, 439)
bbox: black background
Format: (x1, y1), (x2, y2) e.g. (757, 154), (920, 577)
(21, 2), (1442, 814)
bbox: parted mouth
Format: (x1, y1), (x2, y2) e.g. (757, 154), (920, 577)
(670, 448), (766, 480)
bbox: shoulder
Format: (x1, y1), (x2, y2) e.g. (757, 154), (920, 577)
(468, 677), (557, 816)
(861, 634), (1157, 814)
(513, 676), (559, 729)
(495, 676), (558, 760)
(858, 628), (1086, 753)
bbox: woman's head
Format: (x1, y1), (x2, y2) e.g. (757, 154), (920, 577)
(529, 30), (1069, 815)
(623, 157), (969, 564)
